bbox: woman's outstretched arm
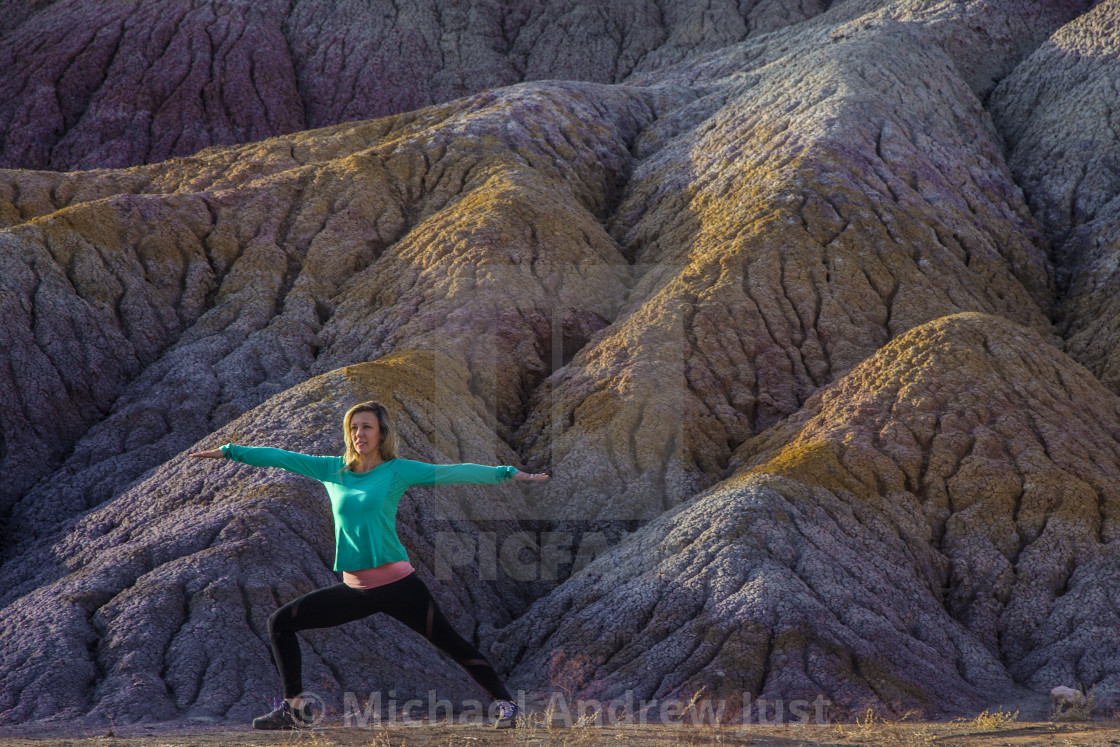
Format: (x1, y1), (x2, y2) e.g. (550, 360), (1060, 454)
(390, 459), (548, 487)
(189, 444), (340, 482)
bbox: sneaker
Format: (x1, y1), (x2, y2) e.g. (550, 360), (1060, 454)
(252, 701), (309, 730)
(494, 699), (519, 729)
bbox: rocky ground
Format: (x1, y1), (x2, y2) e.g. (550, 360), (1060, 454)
(4, 716), (1120, 747)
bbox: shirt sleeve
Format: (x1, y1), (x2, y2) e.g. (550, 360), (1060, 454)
(221, 444), (339, 483)
(389, 458), (517, 487)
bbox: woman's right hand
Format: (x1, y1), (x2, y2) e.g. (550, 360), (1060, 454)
(190, 448), (226, 459)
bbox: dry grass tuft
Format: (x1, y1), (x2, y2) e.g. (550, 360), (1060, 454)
(831, 707), (942, 746)
(968, 708), (1019, 730)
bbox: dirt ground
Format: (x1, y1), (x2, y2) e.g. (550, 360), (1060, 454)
(3, 715), (1120, 747)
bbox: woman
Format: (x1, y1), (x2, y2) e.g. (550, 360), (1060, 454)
(191, 401), (547, 730)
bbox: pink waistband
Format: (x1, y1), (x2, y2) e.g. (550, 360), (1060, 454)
(342, 561), (415, 590)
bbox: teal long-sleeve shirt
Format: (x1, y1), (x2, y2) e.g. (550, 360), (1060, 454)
(220, 444), (517, 572)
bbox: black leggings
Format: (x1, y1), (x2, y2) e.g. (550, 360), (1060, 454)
(267, 573), (512, 702)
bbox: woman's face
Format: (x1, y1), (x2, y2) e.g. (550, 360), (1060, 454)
(350, 411), (382, 456)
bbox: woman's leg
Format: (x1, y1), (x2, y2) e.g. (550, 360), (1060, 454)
(269, 583), (376, 699)
(371, 574), (513, 702)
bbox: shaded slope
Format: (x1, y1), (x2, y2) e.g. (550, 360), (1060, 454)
(495, 313), (1120, 716)
(988, 0), (1120, 395)
(0, 0), (828, 171)
(824, 0), (1093, 98)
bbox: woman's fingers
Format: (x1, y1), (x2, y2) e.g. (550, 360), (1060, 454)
(513, 471), (549, 481)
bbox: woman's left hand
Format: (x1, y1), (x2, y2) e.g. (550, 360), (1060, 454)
(513, 471), (549, 481)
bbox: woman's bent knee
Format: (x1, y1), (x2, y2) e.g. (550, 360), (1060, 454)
(268, 607), (292, 637)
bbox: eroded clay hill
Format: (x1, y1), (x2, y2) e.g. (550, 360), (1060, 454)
(3, 0), (1120, 729)
(496, 314), (1120, 717)
(989, 0), (1120, 395)
(0, 0), (830, 171)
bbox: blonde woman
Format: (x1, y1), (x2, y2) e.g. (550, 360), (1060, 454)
(191, 401), (547, 729)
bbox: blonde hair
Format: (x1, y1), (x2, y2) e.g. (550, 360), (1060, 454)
(342, 401), (398, 472)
